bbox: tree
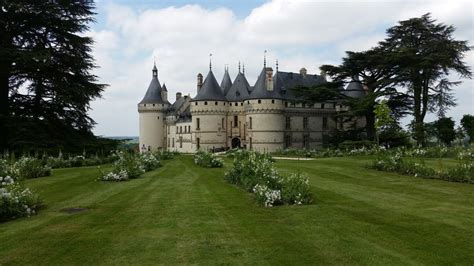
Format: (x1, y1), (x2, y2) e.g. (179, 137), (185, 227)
(381, 13), (472, 146)
(0, 1), (106, 153)
(374, 100), (394, 145)
(434, 117), (456, 145)
(461, 114), (474, 143)
(319, 48), (400, 141)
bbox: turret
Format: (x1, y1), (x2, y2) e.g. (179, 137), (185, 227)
(137, 62), (169, 152)
(190, 63), (228, 151)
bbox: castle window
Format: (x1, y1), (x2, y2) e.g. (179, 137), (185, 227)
(249, 137), (252, 150)
(153, 104), (155, 106)
(247, 101), (250, 104)
(196, 138), (200, 150)
(168, 126), (170, 135)
(144, 104), (146, 107)
(176, 127), (178, 134)
(224, 103), (226, 106)
(241, 102), (243, 106)
(222, 118), (225, 129)
(172, 138), (175, 148)
(195, 102), (198, 106)
(157, 116), (159, 120)
(321, 103), (325, 109)
(180, 126), (182, 133)
(249, 117), (252, 129)
(235, 102), (238, 106)
(286, 117), (291, 129)
(204, 101), (208, 105)
(215, 101), (218, 105)
(303, 117), (308, 129)
(233, 116), (238, 127)
(272, 100), (275, 104)
(196, 118), (200, 130)
(258, 100), (261, 104)
(323, 117), (328, 129)
(168, 138), (170, 147)
(179, 136), (183, 148)
(285, 102), (288, 107)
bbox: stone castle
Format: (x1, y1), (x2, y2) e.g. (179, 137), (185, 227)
(138, 59), (366, 153)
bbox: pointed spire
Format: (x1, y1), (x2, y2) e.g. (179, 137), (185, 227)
(238, 61), (241, 73)
(152, 60), (158, 78)
(276, 59), (279, 72)
(209, 53), (213, 70)
(264, 50), (267, 68)
(242, 63), (245, 75)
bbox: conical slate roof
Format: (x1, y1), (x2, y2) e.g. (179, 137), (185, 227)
(139, 66), (166, 104)
(226, 72), (250, 101)
(192, 70), (227, 101)
(220, 69), (232, 95)
(343, 77), (365, 98)
(248, 67), (283, 99)
(162, 83), (168, 91)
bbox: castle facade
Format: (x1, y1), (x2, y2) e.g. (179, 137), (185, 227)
(138, 61), (366, 153)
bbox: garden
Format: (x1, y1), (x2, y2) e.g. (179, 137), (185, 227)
(0, 148), (473, 264)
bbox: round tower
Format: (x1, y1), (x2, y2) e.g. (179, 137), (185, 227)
(190, 66), (228, 152)
(246, 66), (285, 152)
(137, 63), (170, 152)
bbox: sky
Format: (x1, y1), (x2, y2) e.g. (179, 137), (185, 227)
(88, 0), (474, 137)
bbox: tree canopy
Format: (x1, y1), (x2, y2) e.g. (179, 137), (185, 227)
(0, 0), (109, 153)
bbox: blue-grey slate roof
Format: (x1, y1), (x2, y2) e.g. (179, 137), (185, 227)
(220, 70), (233, 95)
(248, 67), (284, 99)
(139, 73), (166, 104)
(275, 71), (326, 100)
(192, 70), (227, 101)
(226, 72), (250, 101)
(343, 79), (366, 98)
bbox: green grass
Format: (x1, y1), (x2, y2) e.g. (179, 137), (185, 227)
(1, 156), (473, 264)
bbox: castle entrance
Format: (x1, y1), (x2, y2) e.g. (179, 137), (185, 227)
(231, 137), (241, 149)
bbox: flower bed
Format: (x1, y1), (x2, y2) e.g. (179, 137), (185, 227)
(225, 150), (312, 207)
(371, 151), (473, 184)
(0, 176), (42, 222)
(99, 151), (160, 182)
(0, 157), (51, 180)
(193, 151), (223, 168)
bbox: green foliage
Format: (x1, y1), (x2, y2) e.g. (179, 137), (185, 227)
(0, 176), (42, 222)
(99, 151), (162, 182)
(0, 1), (107, 153)
(225, 150), (312, 206)
(461, 114), (474, 142)
(434, 117), (456, 145)
(371, 150), (473, 183)
(193, 151), (223, 168)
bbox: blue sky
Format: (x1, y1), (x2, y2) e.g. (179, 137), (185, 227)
(88, 0), (473, 136)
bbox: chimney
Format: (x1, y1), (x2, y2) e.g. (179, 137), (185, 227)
(320, 70), (327, 80)
(197, 73), (203, 92)
(176, 92), (182, 101)
(265, 67), (273, 91)
(300, 67), (307, 77)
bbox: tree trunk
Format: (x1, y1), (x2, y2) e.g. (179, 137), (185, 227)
(412, 75), (425, 146)
(365, 111), (376, 141)
(0, 28), (11, 152)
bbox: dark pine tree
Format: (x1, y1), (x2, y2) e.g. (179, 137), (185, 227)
(0, 0), (107, 153)
(381, 13), (471, 146)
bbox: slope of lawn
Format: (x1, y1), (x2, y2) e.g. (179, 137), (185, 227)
(0, 156), (472, 264)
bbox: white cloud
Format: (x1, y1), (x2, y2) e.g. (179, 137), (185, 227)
(89, 0), (474, 136)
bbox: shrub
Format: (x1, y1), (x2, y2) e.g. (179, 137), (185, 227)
(139, 152), (161, 171)
(13, 157), (51, 180)
(193, 151), (223, 168)
(0, 176), (42, 222)
(99, 151), (161, 182)
(225, 150), (312, 207)
(371, 152), (473, 184)
(99, 170), (129, 182)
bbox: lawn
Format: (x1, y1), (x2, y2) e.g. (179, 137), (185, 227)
(0, 156), (473, 264)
